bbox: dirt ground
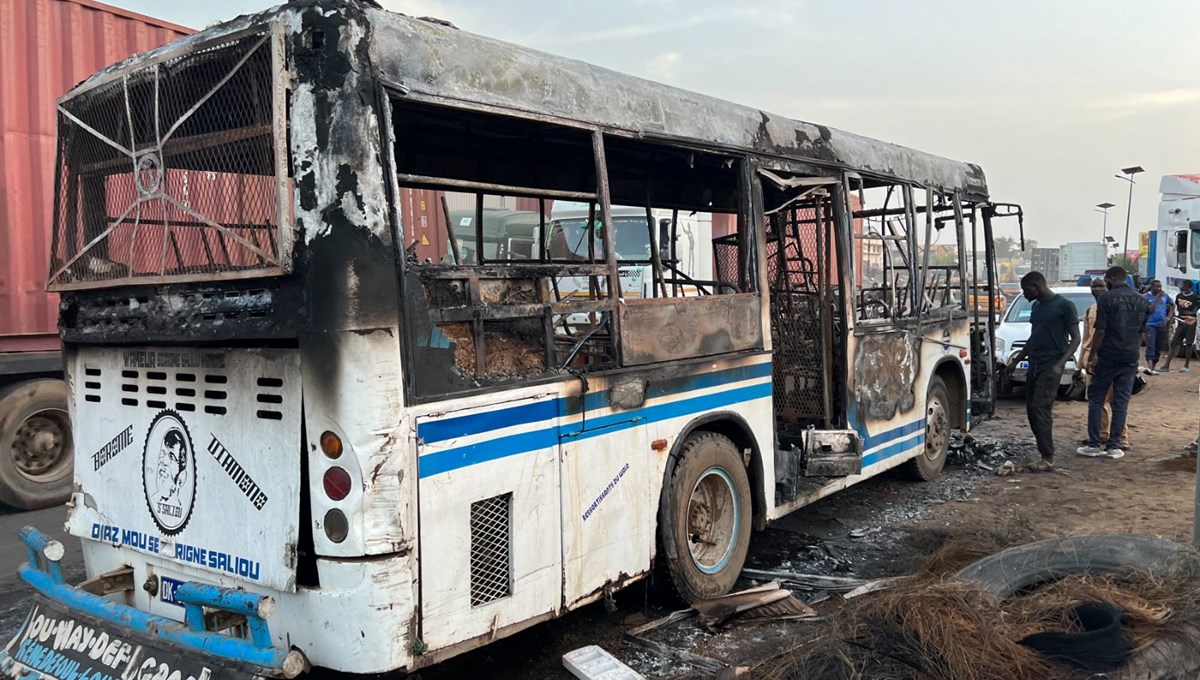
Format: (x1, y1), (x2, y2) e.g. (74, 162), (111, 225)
(381, 372), (1200, 679)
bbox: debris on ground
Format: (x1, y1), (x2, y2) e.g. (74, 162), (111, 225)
(759, 533), (1200, 680)
(690, 582), (817, 632)
(563, 645), (646, 680)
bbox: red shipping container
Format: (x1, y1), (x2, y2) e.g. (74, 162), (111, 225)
(0, 0), (190, 352)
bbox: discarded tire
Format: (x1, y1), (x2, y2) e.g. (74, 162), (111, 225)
(955, 534), (1185, 598)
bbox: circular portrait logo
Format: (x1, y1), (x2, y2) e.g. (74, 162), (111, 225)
(142, 410), (196, 535)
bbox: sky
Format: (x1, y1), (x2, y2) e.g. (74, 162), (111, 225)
(112, 0), (1200, 252)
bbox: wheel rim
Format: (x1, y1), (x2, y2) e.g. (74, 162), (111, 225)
(11, 408), (72, 481)
(925, 392), (949, 461)
(687, 467), (740, 575)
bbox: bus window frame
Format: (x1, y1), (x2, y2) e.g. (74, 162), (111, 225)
(379, 92), (760, 405)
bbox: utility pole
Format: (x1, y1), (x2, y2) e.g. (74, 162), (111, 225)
(1096, 202), (1115, 264)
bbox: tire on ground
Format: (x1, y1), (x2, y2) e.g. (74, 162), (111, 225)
(659, 431), (752, 603)
(0, 379), (73, 510)
(904, 376), (950, 482)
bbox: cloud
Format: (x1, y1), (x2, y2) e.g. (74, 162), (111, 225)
(1092, 88), (1200, 119)
(536, 3), (806, 46)
(645, 52), (683, 81)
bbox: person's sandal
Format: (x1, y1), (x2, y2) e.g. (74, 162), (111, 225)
(1027, 459), (1055, 472)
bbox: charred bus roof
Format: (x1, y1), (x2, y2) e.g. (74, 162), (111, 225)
(63, 0), (988, 201)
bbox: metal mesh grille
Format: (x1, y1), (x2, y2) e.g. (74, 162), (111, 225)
(49, 33), (283, 290)
(469, 493), (512, 606)
(766, 206), (828, 422)
(712, 234), (740, 291)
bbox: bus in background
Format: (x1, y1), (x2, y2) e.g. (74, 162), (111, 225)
(3, 3), (1013, 677)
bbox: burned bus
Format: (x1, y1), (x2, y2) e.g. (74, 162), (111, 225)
(3, 1), (1012, 677)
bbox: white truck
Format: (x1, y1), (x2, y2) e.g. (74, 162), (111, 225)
(1145, 174), (1200, 290)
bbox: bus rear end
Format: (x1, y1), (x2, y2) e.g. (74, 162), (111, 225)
(4, 7), (418, 679)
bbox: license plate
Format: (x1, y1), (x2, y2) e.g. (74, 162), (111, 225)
(160, 576), (185, 607)
(1017, 361), (1029, 369)
(3, 595), (254, 680)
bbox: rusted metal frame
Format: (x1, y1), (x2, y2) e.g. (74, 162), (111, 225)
(583, 200), (602, 323)
(661, 275), (723, 294)
(428, 299), (612, 324)
(77, 125), (273, 175)
(160, 35), (270, 145)
(56, 106), (134, 160)
(49, 197), (144, 283)
(199, 229), (218, 269)
(950, 195), (969, 314)
(917, 186), (934, 317)
(49, 266), (285, 291)
(854, 203), (956, 219)
(440, 195), (461, 264)
(393, 173), (598, 202)
(168, 230), (187, 273)
(832, 175), (854, 426)
(670, 208), (680, 296)
(105, 215), (274, 231)
(474, 193), (485, 264)
(161, 194), (278, 262)
(538, 198), (547, 263)
(271, 24), (291, 273)
(416, 263), (611, 278)
(968, 205), (981, 330)
(904, 184), (919, 316)
(63, 25), (269, 100)
(814, 193), (832, 427)
(643, 186), (668, 298)
(737, 158), (756, 293)
(592, 131), (623, 358)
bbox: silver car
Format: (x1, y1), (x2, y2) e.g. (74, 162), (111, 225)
(995, 286), (1097, 398)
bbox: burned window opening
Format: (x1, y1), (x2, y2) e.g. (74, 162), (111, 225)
(390, 100), (620, 399)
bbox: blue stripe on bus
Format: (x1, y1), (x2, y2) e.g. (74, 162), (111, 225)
(862, 418), (926, 452)
(416, 361), (773, 444)
(418, 382), (772, 478)
(863, 430), (926, 467)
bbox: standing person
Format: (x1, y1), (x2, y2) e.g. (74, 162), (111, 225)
(1007, 271), (1081, 471)
(1144, 280), (1174, 374)
(1079, 266), (1149, 458)
(1161, 280), (1199, 372)
(1079, 277), (1130, 450)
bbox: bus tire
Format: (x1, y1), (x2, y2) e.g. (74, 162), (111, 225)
(0, 380), (73, 510)
(659, 432), (752, 603)
(903, 377), (950, 482)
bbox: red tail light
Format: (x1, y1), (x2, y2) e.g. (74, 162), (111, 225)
(322, 467), (352, 501)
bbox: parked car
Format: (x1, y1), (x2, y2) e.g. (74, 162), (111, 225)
(995, 286), (1096, 399)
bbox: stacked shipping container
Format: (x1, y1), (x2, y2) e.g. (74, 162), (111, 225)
(0, 0), (191, 351)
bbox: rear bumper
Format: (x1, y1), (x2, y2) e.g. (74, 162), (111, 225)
(0, 527), (306, 680)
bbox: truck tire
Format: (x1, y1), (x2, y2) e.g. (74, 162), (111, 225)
(0, 380), (73, 510)
(903, 377), (950, 482)
(955, 534), (1184, 597)
(659, 432), (752, 602)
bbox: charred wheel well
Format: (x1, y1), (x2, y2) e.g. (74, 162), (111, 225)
(933, 359), (967, 428)
(665, 412), (767, 531)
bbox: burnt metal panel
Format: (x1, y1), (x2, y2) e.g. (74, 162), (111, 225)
(618, 295), (763, 366)
(0, 0), (190, 348)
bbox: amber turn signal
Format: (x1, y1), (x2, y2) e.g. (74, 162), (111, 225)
(320, 431), (343, 459)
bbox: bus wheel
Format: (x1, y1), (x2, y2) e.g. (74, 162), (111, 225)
(0, 380), (73, 510)
(660, 432), (752, 602)
(904, 377), (950, 482)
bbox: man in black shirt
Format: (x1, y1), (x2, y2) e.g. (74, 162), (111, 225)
(1079, 266), (1149, 458)
(1007, 271), (1081, 470)
(1161, 279), (1199, 372)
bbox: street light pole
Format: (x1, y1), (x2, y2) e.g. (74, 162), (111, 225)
(1096, 202), (1116, 265)
(1115, 166), (1144, 263)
